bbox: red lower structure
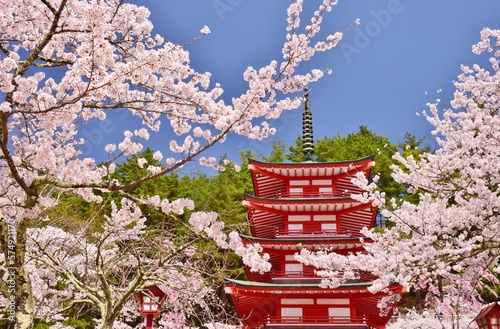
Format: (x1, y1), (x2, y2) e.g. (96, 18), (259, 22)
(225, 157), (402, 329)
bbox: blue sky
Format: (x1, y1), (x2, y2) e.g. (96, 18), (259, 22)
(92, 1), (500, 171)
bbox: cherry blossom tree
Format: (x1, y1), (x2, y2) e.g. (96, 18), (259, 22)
(386, 308), (478, 329)
(0, 0), (353, 328)
(297, 28), (500, 328)
(27, 198), (238, 328)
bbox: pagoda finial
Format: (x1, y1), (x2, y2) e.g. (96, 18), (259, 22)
(302, 87), (314, 162)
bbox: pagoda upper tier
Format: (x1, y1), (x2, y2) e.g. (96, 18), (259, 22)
(248, 156), (374, 199)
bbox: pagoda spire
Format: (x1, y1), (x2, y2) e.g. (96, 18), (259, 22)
(302, 87), (314, 162)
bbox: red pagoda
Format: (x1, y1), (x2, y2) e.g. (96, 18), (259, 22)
(225, 89), (402, 329)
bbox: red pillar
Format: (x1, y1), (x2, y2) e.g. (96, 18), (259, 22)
(145, 314), (154, 329)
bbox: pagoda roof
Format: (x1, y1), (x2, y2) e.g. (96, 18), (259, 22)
(248, 156), (375, 177)
(248, 156), (374, 199)
(241, 234), (365, 252)
(225, 278), (373, 290)
(243, 194), (371, 213)
(473, 302), (500, 321)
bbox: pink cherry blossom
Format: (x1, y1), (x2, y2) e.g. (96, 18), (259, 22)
(298, 27), (500, 321)
(0, 0), (357, 327)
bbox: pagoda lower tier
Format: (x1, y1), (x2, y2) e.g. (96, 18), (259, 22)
(225, 279), (402, 329)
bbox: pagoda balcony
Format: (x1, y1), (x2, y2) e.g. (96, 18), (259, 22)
(274, 228), (353, 238)
(271, 270), (322, 283)
(276, 191), (351, 199)
(271, 271), (377, 284)
(265, 315), (369, 328)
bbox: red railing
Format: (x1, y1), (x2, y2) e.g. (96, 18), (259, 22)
(274, 228), (353, 238)
(277, 191), (351, 198)
(265, 315), (369, 328)
(271, 270), (320, 282)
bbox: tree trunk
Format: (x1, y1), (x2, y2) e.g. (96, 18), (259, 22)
(13, 221), (35, 329)
(414, 289), (422, 310)
(100, 316), (116, 329)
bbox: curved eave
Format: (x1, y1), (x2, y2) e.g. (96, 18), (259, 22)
(225, 278), (403, 297)
(248, 156), (375, 170)
(241, 234), (367, 244)
(248, 156), (374, 181)
(241, 235), (365, 253)
(245, 194), (353, 203)
(243, 194), (372, 212)
(248, 157), (374, 199)
(225, 278), (375, 290)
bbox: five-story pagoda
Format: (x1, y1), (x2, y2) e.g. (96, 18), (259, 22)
(225, 89), (401, 329)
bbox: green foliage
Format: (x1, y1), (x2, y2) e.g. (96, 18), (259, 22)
(398, 132), (432, 161)
(257, 139), (288, 163)
(476, 268), (500, 302)
(109, 147), (180, 226)
(371, 226), (386, 234)
(286, 135), (309, 162)
(175, 168), (251, 229)
(42, 191), (113, 240)
(33, 318), (95, 329)
(288, 126), (406, 200)
(33, 321), (51, 329)
(61, 318), (94, 329)
(47, 147), (183, 233)
(110, 148), (178, 198)
(395, 133), (434, 205)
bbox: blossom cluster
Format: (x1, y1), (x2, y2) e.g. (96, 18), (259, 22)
(0, 0), (354, 326)
(296, 27), (500, 316)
